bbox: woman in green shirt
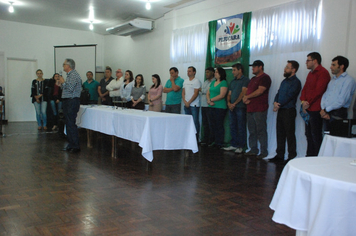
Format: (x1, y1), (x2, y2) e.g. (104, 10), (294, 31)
(206, 67), (228, 148)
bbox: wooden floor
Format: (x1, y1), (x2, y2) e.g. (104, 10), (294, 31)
(0, 122), (294, 235)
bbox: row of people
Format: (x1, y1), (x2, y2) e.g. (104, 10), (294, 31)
(269, 53), (355, 162)
(31, 53), (356, 160)
(160, 53), (356, 161)
(83, 67), (164, 111)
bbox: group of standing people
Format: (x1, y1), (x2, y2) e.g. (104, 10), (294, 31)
(31, 52), (356, 157)
(31, 59), (81, 153)
(31, 69), (62, 131)
(82, 66), (163, 112)
(158, 52), (356, 162)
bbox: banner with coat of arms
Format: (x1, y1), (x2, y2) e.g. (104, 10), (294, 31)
(215, 14), (243, 66)
(206, 12), (251, 72)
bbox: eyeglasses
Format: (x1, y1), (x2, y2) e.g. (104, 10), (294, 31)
(116, 71), (122, 73)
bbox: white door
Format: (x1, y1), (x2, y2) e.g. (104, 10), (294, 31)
(7, 58), (37, 122)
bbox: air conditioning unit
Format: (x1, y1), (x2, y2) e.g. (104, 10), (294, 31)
(106, 18), (154, 36)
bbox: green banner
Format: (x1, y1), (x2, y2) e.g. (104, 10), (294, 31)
(206, 12), (251, 73)
(204, 12), (251, 145)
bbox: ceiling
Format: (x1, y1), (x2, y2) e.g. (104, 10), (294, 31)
(0, 0), (204, 35)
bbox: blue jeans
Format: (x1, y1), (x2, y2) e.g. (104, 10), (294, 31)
(208, 107), (227, 146)
(63, 98), (80, 149)
(50, 100), (62, 116)
(247, 111), (268, 155)
(184, 106), (200, 139)
(229, 107), (247, 148)
(33, 101), (47, 127)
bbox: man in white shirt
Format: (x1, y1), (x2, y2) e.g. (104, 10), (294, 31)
(106, 69), (124, 102)
(182, 66), (201, 140)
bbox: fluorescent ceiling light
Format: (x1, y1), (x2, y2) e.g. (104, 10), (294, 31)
(146, 1), (151, 10)
(9, 2), (14, 13)
(89, 6), (94, 21)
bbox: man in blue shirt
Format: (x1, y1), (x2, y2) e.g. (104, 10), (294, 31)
(223, 63), (250, 154)
(320, 56), (356, 131)
(163, 67), (184, 114)
(59, 58), (82, 153)
(269, 60), (301, 163)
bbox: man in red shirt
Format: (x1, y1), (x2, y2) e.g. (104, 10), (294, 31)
(300, 52), (330, 156)
(243, 60), (271, 158)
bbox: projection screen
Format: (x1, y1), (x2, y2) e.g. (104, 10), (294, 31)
(54, 44), (96, 82)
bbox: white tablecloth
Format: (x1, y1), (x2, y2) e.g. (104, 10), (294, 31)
(76, 105), (198, 162)
(270, 157), (356, 236)
(318, 134), (356, 157)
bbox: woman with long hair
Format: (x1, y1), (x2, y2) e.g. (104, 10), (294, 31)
(48, 73), (62, 130)
(206, 67), (228, 148)
(119, 70), (134, 102)
(129, 74), (146, 110)
(148, 74), (163, 112)
(31, 69), (49, 130)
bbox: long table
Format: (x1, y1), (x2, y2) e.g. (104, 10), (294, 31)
(270, 156), (356, 236)
(76, 105), (198, 162)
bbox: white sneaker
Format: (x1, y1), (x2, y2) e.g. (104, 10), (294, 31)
(223, 146), (237, 151)
(235, 148), (244, 154)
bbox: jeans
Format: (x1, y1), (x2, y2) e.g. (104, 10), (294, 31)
(165, 104), (181, 114)
(201, 107), (213, 144)
(184, 106), (200, 139)
(247, 110), (268, 155)
(276, 108), (297, 158)
(229, 107), (247, 148)
(208, 107), (227, 146)
(305, 110), (323, 156)
(63, 98), (80, 149)
(50, 100), (62, 116)
(33, 101), (47, 127)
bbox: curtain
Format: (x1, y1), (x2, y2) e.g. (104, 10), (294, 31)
(250, 0), (323, 158)
(170, 23), (209, 136)
(170, 22), (209, 76)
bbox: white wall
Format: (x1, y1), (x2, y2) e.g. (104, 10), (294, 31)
(104, 0), (356, 91)
(0, 20), (105, 121)
(103, 16), (171, 90)
(103, 0), (295, 97)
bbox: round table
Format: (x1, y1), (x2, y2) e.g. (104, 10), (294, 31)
(270, 156), (356, 236)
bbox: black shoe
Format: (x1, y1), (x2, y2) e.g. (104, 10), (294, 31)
(269, 156), (284, 163)
(69, 148), (81, 153)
